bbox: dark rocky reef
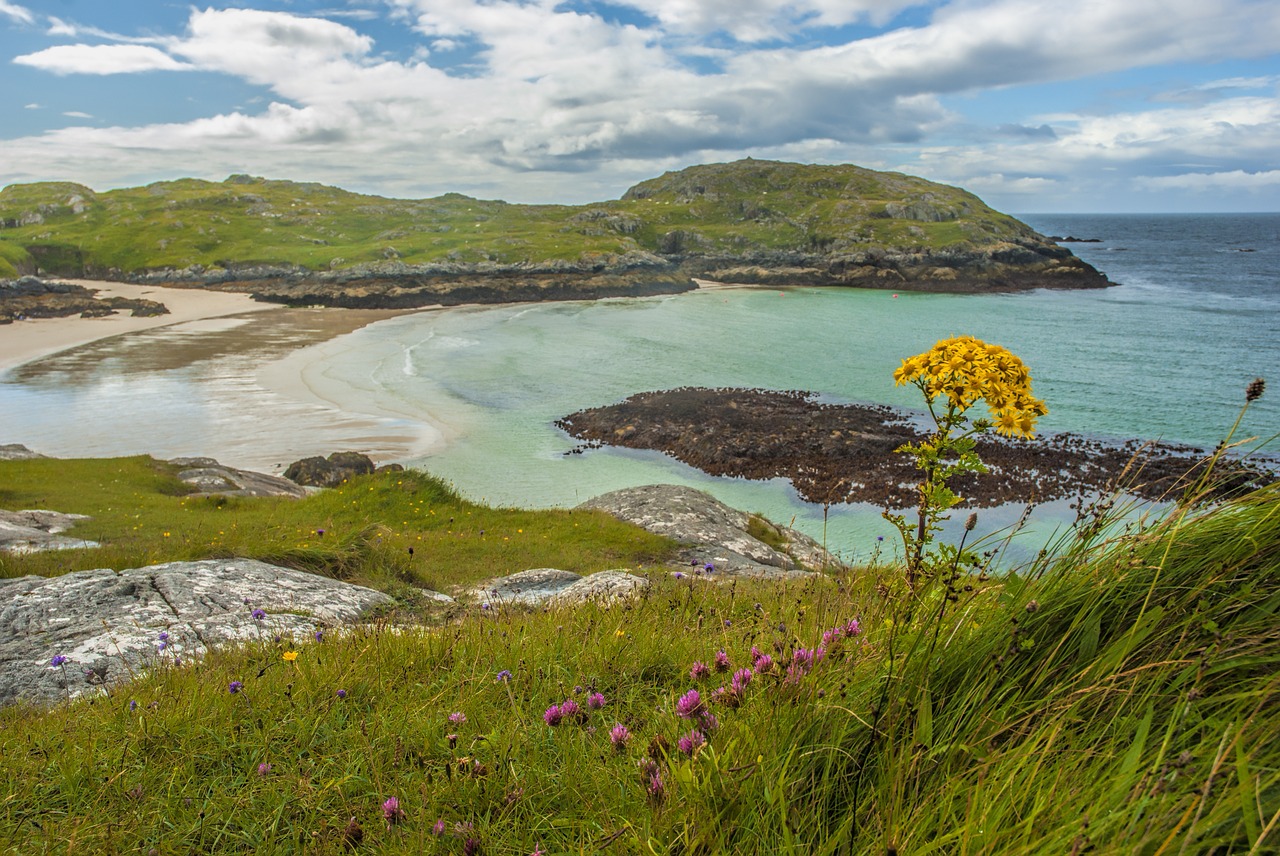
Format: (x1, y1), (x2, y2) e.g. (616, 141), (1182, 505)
(558, 388), (1277, 509)
(0, 276), (167, 323)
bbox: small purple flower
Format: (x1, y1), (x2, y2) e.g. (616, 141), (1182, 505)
(714, 650), (730, 672)
(229, 680), (244, 694)
(609, 723), (631, 750)
(337, 688), (347, 699)
(754, 653), (774, 673)
(257, 762), (272, 776)
(544, 704), (563, 726)
(574, 685), (583, 694)
(731, 667), (753, 694)
(845, 619), (862, 637)
(690, 661), (710, 680)
(448, 711), (467, 725)
(316, 528), (325, 537)
(129, 699), (138, 712)
(432, 819), (446, 835)
(157, 631), (169, 642)
(382, 796), (405, 826)
(587, 692), (606, 710)
(50, 655), (69, 667)
(496, 669), (512, 682)
(314, 630), (323, 642)
(647, 772), (665, 801)
(701, 713), (720, 732)
(173, 657), (182, 667)
(704, 562), (715, 574)
(463, 838), (481, 856)
(677, 729), (705, 756)
(876, 535), (885, 542)
(675, 689), (703, 719)
(481, 603), (492, 610)
(157, 640), (168, 651)
(559, 698), (584, 722)
(251, 609), (266, 621)
(673, 571), (684, 579)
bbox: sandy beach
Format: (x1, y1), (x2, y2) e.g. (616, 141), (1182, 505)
(0, 280), (278, 375)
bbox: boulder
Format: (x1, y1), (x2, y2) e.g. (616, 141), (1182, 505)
(283, 451), (376, 487)
(0, 444), (46, 460)
(0, 509), (98, 553)
(469, 568), (649, 608)
(0, 558), (394, 706)
(581, 485), (833, 578)
(169, 456), (309, 498)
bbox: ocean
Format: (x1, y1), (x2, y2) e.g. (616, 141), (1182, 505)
(4, 213), (1277, 561)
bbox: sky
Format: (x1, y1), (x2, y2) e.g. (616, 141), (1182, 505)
(1, 0), (1278, 212)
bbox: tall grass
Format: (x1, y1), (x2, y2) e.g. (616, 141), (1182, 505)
(1, 472), (1275, 853)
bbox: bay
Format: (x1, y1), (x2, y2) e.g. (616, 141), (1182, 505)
(3, 213), (1277, 562)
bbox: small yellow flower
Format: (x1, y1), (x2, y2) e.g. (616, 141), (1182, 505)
(282, 651), (298, 662)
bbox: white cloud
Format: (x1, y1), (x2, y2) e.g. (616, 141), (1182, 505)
(63, 111), (93, 119)
(23, 102), (40, 109)
(0, 0), (33, 25)
(13, 44), (192, 75)
(2, 0), (1278, 211)
(1136, 169), (1280, 191)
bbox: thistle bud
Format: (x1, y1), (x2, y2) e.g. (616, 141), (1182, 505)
(1246, 377), (1265, 403)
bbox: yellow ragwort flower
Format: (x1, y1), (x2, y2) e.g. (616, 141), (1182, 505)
(282, 651), (298, 662)
(895, 336), (1046, 438)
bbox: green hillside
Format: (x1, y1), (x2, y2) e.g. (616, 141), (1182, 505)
(0, 160), (1052, 279)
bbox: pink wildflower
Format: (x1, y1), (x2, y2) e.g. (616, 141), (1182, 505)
(675, 689), (703, 719)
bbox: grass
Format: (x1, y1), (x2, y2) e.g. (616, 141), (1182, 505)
(1, 454), (1276, 853)
(0, 457), (673, 604)
(0, 160), (1042, 278)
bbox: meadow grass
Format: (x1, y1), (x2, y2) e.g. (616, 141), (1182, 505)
(1, 454), (1276, 853)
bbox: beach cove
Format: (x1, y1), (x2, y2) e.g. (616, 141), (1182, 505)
(3, 213), (1278, 561)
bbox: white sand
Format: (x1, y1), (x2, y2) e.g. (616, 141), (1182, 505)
(0, 280), (278, 374)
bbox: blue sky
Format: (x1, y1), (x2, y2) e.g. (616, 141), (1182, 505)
(1, 0), (1277, 211)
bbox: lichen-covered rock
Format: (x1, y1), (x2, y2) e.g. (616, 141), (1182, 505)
(169, 457), (309, 498)
(0, 444), (46, 460)
(581, 485), (833, 578)
(0, 558), (393, 706)
(0, 509), (98, 553)
(547, 570), (649, 606)
(469, 569), (584, 606)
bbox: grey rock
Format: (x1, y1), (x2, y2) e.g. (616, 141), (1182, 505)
(283, 451), (376, 488)
(0, 558), (393, 706)
(0, 444), (46, 460)
(581, 485), (835, 578)
(0, 509), (98, 553)
(470, 568), (583, 606)
(547, 570), (649, 606)
(170, 457), (309, 498)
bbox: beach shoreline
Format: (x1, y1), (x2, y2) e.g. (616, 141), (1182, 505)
(0, 280), (280, 375)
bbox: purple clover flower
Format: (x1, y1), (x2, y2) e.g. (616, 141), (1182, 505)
(690, 661), (710, 680)
(543, 704), (563, 726)
(677, 729), (705, 756)
(432, 819), (446, 835)
(731, 667), (753, 694)
(382, 796), (405, 826)
(257, 762), (272, 776)
(587, 692), (606, 710)
(559, 698), (584, 722)
(845, 619), (862, 637)
(448, 711), (467, 725)
(608, 723), (631, 750)
(675, 689), (703, 719)
(714, 650), (730, 672)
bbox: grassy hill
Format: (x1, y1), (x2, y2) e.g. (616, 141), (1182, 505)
(0, 161), (1102, 299)
(0, 453), (1275, 853)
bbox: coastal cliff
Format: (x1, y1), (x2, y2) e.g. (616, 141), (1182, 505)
(0, 160), (1108, 307)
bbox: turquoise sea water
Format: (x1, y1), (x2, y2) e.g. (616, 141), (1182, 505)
(3, 214), (1277, 561)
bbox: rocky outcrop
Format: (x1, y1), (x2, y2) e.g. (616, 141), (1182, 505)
(468, 568), (650, 608)
(0, 276), (168, 323)
(283, 451), (378, 487)
(0, 509), (98, 553)
(580, 484), (834, 577)
(0, 443), (45, 460)
(169, 456), (310, 498)
(0, 558), (394, 706)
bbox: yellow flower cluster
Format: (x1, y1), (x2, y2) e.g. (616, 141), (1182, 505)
(893, 335), (1047, 438)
